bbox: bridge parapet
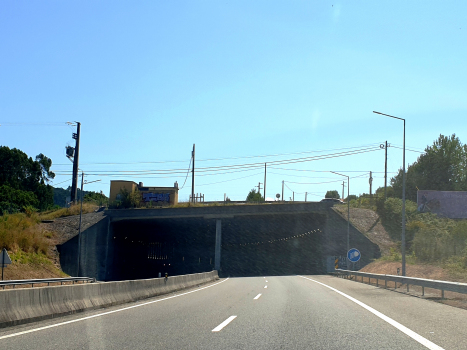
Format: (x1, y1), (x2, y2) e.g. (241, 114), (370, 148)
(105, 202), (332, 221)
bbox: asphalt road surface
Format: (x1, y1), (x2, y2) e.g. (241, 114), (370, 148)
(1, 275), (466, 349)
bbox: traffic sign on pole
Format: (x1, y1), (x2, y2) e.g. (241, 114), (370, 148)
(1, 248), (12, 280)
(347, 248), (361, 263)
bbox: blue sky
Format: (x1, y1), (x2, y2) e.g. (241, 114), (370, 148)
(1, 1), (466, 201)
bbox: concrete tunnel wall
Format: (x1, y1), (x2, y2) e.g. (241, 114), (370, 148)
(58, 216), (113, 281)
(58, 206), (380, 280)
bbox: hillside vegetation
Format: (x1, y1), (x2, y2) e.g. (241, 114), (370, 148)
(346, 197), (467, 280)
(0, 204), (98, 279)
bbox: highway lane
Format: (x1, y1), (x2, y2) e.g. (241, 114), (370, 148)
(1, 275), (465, 349)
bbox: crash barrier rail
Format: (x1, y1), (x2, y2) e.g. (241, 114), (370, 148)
(0, 270), (218, 328)
(333, 269), (467, 299)
(0, 277), (95, 290)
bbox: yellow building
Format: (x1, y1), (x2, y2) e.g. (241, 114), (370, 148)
(109, 181), (179, 206)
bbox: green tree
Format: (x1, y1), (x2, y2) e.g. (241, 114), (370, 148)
(391, 134), (467, 201)
(114, 188), (141, 208)
(325, 190), (340, 199)
(0, 146), (55, 211)
(246, 189), (264, 202)
(375, 186), (395, 199)
(35, 153), (55, 183)
(84, 191), (109, 206)
(0, 185), (39, 214)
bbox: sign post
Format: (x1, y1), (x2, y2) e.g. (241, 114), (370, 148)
(1, 248), (12, 280)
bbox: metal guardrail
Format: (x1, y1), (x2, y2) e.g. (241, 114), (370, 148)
(0, 277), (95, 290)
(333, 269), (467, 298)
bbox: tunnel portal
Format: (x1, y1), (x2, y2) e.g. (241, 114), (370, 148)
(109, 212), (327, 280)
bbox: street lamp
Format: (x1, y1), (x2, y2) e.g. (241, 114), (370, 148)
(77, 173), (101, 277)
(330, 171), (350, 265)
(373, 110), (406, 276)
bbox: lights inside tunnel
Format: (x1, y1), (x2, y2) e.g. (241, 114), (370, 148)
(222, 228), (322, 247)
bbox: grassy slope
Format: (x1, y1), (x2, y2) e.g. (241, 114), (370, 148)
(333, 203), (467, 282)
(0, 203), (97, 280)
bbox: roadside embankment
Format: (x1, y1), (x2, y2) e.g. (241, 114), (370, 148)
(0, 270), (218, 328)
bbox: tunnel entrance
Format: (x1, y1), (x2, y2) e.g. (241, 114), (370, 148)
(111, 217), (216, 281)
(109, 212), (327, 280)
(221, 213), (326, 277)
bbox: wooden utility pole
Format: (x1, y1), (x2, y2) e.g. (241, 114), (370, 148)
(264, 163), (266, 200)
(70, 122), (81, 204)
(342, 181), (345, 201)
(256, 182), (262, 196)
(369, 171), (373, 198)
(305, 192), (307, 202)
(191, 144), (195, 203)
(77, 171), (84, 276)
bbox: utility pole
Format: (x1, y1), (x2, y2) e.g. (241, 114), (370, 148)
(384, 141), (389, 200)
(293, 192), (294, 202)
(77, 171), (84, 276)
(264, 163), (266, 200)
(342, 181), (345, 201)
(369, 171), (373, 198)
(191, 144), (195, 203)
(70, 122), (81, 204)
(305, 192), (307, 202)
(282, 181), (284, 201)
(256, 182), (263, 202)
(77, 175), (100, 277)
(380, 141), (390, 200)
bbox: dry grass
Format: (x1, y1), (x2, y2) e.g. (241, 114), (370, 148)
(0, 212), (64, 280)
(0, 212), (48, 254)
(0, 204), (99, 280)
(39, 203), (98, 220)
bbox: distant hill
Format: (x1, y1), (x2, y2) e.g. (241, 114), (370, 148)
(53, 186), (107, 207)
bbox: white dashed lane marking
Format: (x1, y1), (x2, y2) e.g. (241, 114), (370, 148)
(212, 316), (237, 332)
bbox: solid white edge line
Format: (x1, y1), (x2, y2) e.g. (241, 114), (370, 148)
(212, 315), (237, 332)
(254, 293), (262, 300)
(264, 285), (267, 289)
(0, 278), (230, 341)
(298, 276), (444, 350)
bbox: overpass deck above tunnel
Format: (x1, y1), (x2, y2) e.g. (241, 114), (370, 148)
(104, 202), (334, 221)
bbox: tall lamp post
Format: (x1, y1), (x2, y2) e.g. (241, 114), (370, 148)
(330, 171), (350, 264)
(373, 111), (406, 276)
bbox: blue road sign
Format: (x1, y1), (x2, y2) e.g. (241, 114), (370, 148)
(347, 248), (361, 262)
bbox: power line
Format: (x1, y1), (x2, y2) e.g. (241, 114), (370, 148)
(270, 167), (397, 174)
(51, 143), (384, 166)
(196, 172), (263, 187)
(391, 145), (425, 154)
(179, 157), (192, 190)
(51, 146), (381, 175)
(52, 179), (72, 186)
(0, 122), (69, 126)
(269, 172), (345, 179)
(52, 166), (265, 177)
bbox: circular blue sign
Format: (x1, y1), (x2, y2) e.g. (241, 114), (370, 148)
(347, 248), (361, 262)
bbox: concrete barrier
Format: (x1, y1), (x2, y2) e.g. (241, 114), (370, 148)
(0, 271), (218, 328)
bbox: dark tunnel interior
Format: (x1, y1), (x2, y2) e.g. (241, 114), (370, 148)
(109, 213), (327, 280)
